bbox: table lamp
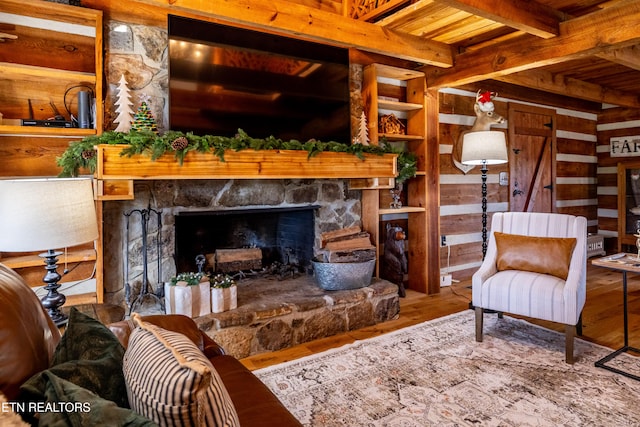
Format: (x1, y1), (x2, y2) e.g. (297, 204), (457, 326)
(461, 130), (508, 259)
(0, 178), (99, 325)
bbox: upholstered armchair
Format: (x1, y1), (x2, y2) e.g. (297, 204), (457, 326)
(472, 212), (587, 363)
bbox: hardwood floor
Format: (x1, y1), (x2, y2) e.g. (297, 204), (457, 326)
(241, 262), (640, 370)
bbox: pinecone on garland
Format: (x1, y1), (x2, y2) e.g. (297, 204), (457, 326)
(81, 149), (96, 160)
(171, 136), (189, 151)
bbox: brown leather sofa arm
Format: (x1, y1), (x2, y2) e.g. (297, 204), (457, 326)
(108, 314), (225, 358)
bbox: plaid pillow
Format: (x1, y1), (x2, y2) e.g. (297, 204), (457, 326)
(123, 314), (240, 427)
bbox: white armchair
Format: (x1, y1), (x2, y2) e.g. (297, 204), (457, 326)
(472, 212), (587, 363)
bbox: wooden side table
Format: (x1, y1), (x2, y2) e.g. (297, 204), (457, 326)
(591, 253), (640, 380)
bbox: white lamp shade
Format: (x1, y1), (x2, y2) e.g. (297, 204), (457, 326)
(0, 178), (98, 252)
(461, 131), (508, 165)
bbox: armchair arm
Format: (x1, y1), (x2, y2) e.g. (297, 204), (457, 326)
(563, 229), (587, 325)
(471, 241), (498, 306)
(108, 314), (225, 358)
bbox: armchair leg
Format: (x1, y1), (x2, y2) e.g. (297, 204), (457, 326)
(565, 324), (576, 364)
(475, 307), (484, 342)
(576, 314), (583, 336)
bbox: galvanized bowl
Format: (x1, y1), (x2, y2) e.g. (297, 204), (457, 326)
(311, 259), (375, 291)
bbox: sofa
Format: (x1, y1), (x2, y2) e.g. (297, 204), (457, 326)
(0, 263), (301, 426)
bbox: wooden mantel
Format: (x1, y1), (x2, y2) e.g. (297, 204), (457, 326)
(94, 144), (397, 199)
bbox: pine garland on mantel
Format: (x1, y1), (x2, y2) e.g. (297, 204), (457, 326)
(57, 129), (417, 183)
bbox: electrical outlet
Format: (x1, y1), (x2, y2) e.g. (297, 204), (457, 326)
(440, 274), (452, 287)
(441, 235), (447, 246)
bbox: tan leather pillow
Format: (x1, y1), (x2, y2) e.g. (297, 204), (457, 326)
(494, 232), (577, 280)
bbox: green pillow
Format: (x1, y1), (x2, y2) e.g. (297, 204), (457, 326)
(20, 307), (129, 409)
(36, 372), (156, 427)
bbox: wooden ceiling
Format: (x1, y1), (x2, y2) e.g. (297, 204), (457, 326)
(92, 0), (640, 110)
(351, 0), (640, 109)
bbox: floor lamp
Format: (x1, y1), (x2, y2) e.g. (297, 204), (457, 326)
(0, 178), (99, 325)
(461, 131), (508, 260)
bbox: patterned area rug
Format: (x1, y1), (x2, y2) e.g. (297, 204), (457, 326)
(254, 310), (640, 426)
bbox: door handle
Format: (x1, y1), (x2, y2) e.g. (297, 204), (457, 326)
(513, 180), (524, 197)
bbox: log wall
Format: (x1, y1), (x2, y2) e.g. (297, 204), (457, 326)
(438, 88), (598, 281)
(596, 108), (640, 250)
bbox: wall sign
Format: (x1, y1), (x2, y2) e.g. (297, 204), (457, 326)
(611, 135), (640, 157)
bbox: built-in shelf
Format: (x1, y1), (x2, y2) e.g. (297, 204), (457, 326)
(380, 133), (424, 141)
(0, 125), (96, 137)
(1, 248), (97, 269)
(0, 62), (96, 82)
(378, 99), (423, 111)
(379, 206), (426, 215)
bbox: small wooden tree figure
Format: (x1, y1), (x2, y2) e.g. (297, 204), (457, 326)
(131, 95), (158, 133)
(356, 110), (369, 145)
(113, 74), (134, 132)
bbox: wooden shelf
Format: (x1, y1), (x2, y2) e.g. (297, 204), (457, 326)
(374, 64), (424, 81)
(96, 145), (398, 181)
(378, 99), (423, 112)
(380, 133), (424, 141)
(0, 62), (96, 82)
(379, 206), (426, 215)
(0, 0), (104, 303)
(0, 125), (96, 136)
(1, 249), (97, 269)
(360, 63), (429, 294)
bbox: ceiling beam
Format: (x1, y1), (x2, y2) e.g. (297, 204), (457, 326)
(435, 0), (563, 39)
(495, 69), (640, 109)
(132, 0), (453, 67)
(426, 0), (640, 88)
(597, 45), (640, 71)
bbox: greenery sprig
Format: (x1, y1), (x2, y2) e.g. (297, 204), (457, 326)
(209, 273), (236, 289)
(169, 272), (206, 286)
(56, 129), (417, 183)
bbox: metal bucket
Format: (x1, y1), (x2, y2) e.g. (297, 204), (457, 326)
(311, 259), (375, 291)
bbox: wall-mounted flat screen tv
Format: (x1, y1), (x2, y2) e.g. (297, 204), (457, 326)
(168, 15), (351, 143)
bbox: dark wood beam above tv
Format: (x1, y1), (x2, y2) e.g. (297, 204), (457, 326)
(126, 0), (454, 67)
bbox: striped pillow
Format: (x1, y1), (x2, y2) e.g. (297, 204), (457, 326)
(123, 314), (240, 427)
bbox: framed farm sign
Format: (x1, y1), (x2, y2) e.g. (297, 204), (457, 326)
(611, 136), (640, 157)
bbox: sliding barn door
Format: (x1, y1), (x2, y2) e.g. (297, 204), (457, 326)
(508, 104), (557, 213)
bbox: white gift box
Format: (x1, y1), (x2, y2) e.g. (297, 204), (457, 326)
(164, 281), (211, 317)
(211, 285), (237, 313)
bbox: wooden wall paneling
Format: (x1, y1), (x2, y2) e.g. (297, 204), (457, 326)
(441, 88), (598, 282)
(597, 107), (640, 247)
(555, 183), (597, 200)
(556, 161), (596, 178)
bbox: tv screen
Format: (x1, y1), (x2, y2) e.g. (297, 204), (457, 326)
(168, 15), (351, 142)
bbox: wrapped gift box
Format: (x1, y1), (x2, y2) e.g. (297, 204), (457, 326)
(211, 285), (237, 313)
(164, 281), (211, 317)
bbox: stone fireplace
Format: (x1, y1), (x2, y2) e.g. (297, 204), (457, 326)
(103, 178), (362, 300)
(101, 178), (399, 358)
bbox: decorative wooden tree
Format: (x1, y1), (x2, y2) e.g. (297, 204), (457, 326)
(356, 110), (369, 145)
(131, 95), (158, 133)
(113, 74), (134, 132)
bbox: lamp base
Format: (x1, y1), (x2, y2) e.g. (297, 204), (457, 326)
(40, 250), (68, 326)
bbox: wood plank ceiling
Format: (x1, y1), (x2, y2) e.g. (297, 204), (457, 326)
(106, 0), (640, 109)
(349, 0), (640, 109)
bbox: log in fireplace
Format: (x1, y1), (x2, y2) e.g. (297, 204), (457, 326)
(174, 205), (319, 275)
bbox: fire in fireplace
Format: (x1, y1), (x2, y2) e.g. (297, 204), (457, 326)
(174, 206), (320, 275)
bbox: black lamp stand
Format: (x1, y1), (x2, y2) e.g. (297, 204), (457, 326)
(480, 160), (489, 260)
(40, 249), (68, 326)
